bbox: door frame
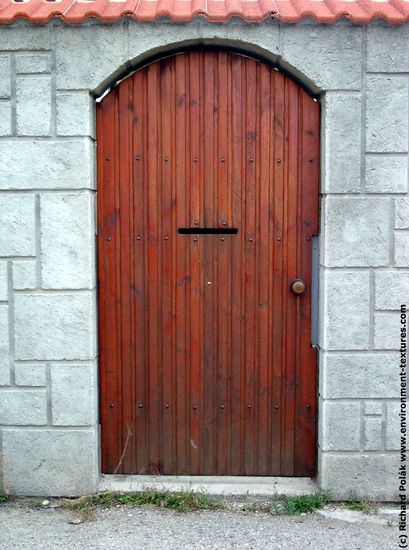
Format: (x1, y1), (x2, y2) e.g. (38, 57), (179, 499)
(95, 43), (322, 478)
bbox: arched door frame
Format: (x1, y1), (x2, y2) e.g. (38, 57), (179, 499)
(95, 40), (322, 103)
(96, 43), (321, 479)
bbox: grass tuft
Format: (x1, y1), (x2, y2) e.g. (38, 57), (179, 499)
(0, 494), (9, 504)
(272, 491), (331, 515)
(345, 491), (378, 514)
(344, 500), (378, 515)
(68, 489), (224, 517)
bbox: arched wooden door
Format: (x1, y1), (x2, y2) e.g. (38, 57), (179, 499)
(97, 51), (319, 476)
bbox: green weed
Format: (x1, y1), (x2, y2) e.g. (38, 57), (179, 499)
(344, 491), (378, 514)
(68, 489), (224, 516)
(272, 491), (331, 515)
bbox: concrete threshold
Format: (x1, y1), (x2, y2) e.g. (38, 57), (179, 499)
(100, 475), (318, 496)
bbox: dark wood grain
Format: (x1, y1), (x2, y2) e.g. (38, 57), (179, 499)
(98, 51), (320, 476)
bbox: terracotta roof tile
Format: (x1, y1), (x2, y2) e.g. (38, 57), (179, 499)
(0, 0), (408, 25)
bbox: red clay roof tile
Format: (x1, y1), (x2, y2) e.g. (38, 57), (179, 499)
(0, 0), (408, 25)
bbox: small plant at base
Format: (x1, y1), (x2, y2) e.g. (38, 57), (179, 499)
(0, 494), (9, 504)
(345, 491), (378, 514)
(272, 491), (331, 515)
(239, 503), (261, 513)
(67, 489), (224, 516)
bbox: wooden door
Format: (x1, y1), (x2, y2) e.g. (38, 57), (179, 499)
(97, 50), (319, 476)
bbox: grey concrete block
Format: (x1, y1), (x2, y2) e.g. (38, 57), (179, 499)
(385, 401), (400, 451)
(282, 24), (362, 90)
(51, 364), (97, 426)
(40, 193), (95, 289)
(15, 54), (50, 74)
(322, 401), (361, 451)
(364, 416), (383, 451)
(14, 292), (96, 360)
(0, 195), (36, 256)
(0, 306), (10, 386)
(0, 389), (47, 425)
(323, 271), (370, 350)
(365, 402), (383, 415)
(199, 19), (280, 54)
(367, 25), (409, 72)
(0, 140), (95, 190)
(127, 20), (280, 79)
(0, 101), (12, 136)
(365, 155), (408, 194)
(55, 23), (127, 91)
(56, 92), (95, 137)
(323, 94), (361, 193)
(12, 260), (37, 290)
(1, 428), (98, 496)
(0, 24), (50, 50)
(375, 271), (409, 310)
(366, 76), (408, 153)
(395, 197), (409, 229)
(323, 197), (390, 267)
(320, 452), (399, 500)
(14, 364), (46, 387)
(374, 312), (402, 350)
(16, 76), (52, 136)
(0, 262), (7, 302)
(0, 56), (11, 98)
(323, 353), (399, 399)
(322, 270), (371, 350)
(395, 233), (409, 267)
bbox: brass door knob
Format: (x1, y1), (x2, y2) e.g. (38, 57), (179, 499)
(291, 279), (306, 295)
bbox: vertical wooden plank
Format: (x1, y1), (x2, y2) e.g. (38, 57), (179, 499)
(117, 77), (135, 473)
(145, 62), (162, 473)
(174, 54), (189, 474)
(253, 61), (262, 476)
(215, 51), (230, 475)
(229, 53), (244, 475)
(256, 62), (273, 475)
(132, 68), (148, 473)
(158, 57), (176, 474)
(243, 57), (257, 475)
(201, 52), (216, 474)
(188, 52), (202, 474)
(282, 78), (301, 475)
(98, 89), (122, 473)
(169, 58), (179, 475)
(271, 69), (285, 475)
(295, 90), (320, 475)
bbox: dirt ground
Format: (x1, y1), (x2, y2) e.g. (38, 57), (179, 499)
(0, 498), (400, 549)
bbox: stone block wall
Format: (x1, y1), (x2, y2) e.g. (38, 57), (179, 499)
(318, 23), (409, 500)
(0, 18), (407, 498)
(0, 24), (98, 496)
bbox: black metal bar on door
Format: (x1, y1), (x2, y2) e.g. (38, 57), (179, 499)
(178, 228), (238, 234)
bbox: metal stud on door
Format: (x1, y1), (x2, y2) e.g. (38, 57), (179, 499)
(97, 51), (320, 476)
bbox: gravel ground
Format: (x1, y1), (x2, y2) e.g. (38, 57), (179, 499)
(0, 500), (398, 550)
